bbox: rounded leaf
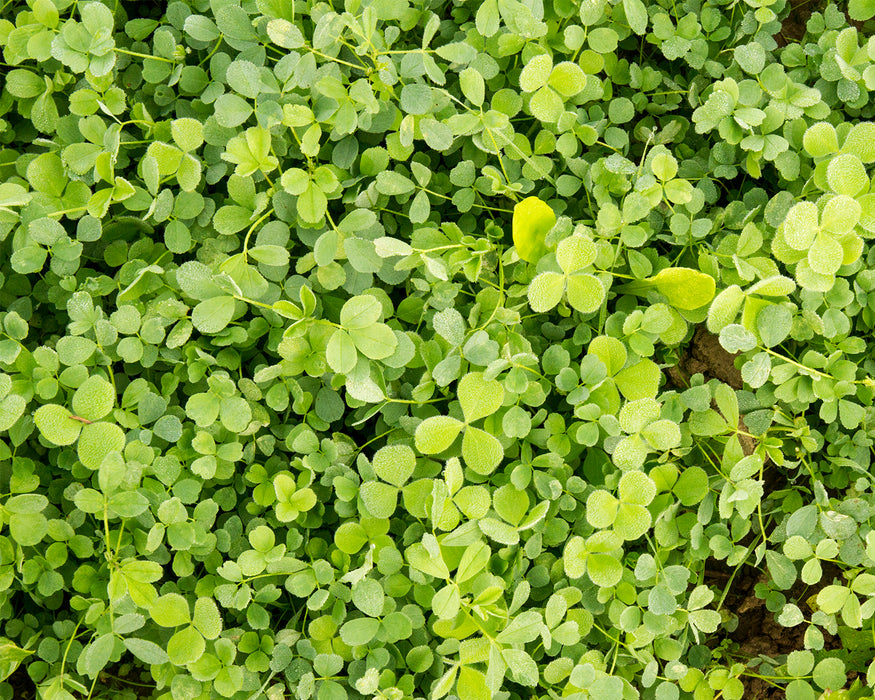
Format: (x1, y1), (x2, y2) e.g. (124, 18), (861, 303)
(802, 122), (838, 158)
(619, 470), (657, 505)
(565, 274), (605, 314)
(519, 54), (552, 92)
(372, 444), (416, 487)
(360, 481), (398, 519)
(78, 421), (125, 470)
(706, 285), (744, 333)
(650, 268), (716, 310)
(808, 232), (844, 276)
(72, 375), (115, 422)
(586, 490), (618, 529)
(458, 372), (504, 423)
(193, 597), (223, 640)
(513, 196), (555, 263)
(782, 201), (819, 250)
(556, 235), (596, 274)
(528, 272), (565, 312)
(150, 593), (191, 627)
(820, 195), (861, 235)
(414, 416), (463, 454)
(826, 153), (868, 196)
(34, 404), (82, 446)
(548, 62), (586, 97)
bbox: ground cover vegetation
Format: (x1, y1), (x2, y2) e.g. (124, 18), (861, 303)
(2, 0), (875, 698)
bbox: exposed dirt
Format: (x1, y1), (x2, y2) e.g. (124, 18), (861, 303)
(6, 665), (36, 700)
(707, 560), (845, 699)
(669, 326), (743, 390)
(774, 0), (865, 48)
(774, 0), (824, 47)
(667, 326), (758, 455)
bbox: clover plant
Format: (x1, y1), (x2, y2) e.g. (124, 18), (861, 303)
(4, 1), (875, 700)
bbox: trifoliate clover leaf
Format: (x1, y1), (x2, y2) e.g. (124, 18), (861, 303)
(34, 404), (83, 446)
(566, 274), (605, 313)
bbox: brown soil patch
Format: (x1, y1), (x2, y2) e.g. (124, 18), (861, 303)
(669, 326), (742, 390)
(707, 561), (845, 699)
(6, 665), (36, 700)
(774, 0), (865, 48)
(667, 326), (757, 455)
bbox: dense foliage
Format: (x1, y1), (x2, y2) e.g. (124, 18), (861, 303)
(3, 0), (875, 698)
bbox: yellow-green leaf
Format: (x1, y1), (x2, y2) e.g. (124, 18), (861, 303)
(512, 196), (555, 263)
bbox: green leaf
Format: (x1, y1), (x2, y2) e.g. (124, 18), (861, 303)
(826, 154), (868, 196)
(167, 625), (205, 665)
(556, 235), (596, 273)
(548, 62), (586, 97)
(623, 0), (648, 34)
(72, 375), (115, 422)
(150, 593), (191, 627)
(497, 610), (543, 644)
(415, 416), (463, 454)
(566, 274), (605, 314)
(326, 330), (358, 374)
(649, 268), (716, 310)
(513, 197), (555, 263)
(340, 617), (380, 646)
(124, 638), (169, 665)
(803, 122), (838, 157)
(461, 426), (504, 475)
(458, 372), (504, 422)
(352, 578), (384, 617)
(849, 0), (875, 21)
(360, 481), (398, 518)
(528, 272), (565, 312)
(372, 444), (416, 487)
(34, 404), (82, 446)
(519, 54), (553, 92)
(78, 422), (125, 470)
(192, 296), (236, 334)
(349, 323), (397, 360)
(0, 395), (27, 432)
(193, 597), (223, 640)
